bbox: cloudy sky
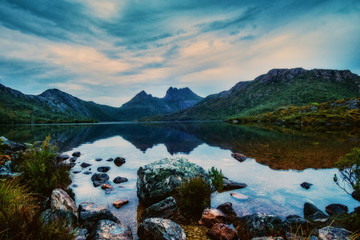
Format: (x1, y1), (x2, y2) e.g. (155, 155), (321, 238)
(0, 0), (359, 107)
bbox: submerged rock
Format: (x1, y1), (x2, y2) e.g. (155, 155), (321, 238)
(114, 157), (126, 166)
(93, 220), (133, 240)
(234, 213), (286, 239)
(113, 199), (129, 209)
(198, 208), (227, 228)
(97, 166), (110, 172)
(137, 157), (210, 205)
(113, 176), (128, 184)
(223, 177), (247, 191)
(207, 223), (238, 240)
(80, 162), (92, 168)
(300, 182), (313, 189)
(325, 204), (348, 216)
(138, 218), (186, 240)
(78, 202), (119, 230)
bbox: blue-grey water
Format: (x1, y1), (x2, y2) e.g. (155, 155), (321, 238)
(1, 122), (359, 238)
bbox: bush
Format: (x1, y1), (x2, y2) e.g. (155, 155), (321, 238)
(208, 167), (224, 192)
(333, 147), (360, 195)
(0, 179), (75, 240)
(177, 177), (212, 217)
(19, 135), (71, 197)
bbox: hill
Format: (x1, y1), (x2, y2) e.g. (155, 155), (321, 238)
(146, 68), (360, 121)
(228, 97), (360, 126)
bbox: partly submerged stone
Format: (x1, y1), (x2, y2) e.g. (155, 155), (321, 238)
(114, 157), (126, 167)
(113, 199), (129, 209)
(325, 204), (348, 216)
(300, 182), (313, 190)
(303, 203), (329, 224)
(113, 176), (128, 184)
(93, 220), (133, 240)
(137, 157), (210, 206)
(217, 202), (238, 224)
(138, 218), (186, 240)
(223, 176), (247, 191)
(91, 173), (110, 187)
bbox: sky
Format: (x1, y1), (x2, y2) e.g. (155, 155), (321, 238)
(0, 0), (359, 107)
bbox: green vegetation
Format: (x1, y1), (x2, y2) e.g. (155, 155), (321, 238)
(0, 137), (75, 239)
(176, 177), (212, 217)
(230, 97), (360, 126)
(15, 136), (72, 197)
(208, 167), (224, 192)
(334, 147), (360, 195)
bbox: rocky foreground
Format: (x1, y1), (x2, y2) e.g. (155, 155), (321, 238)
(1, 137), (359, 240)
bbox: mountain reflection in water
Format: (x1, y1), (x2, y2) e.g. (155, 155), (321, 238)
(1, 122), (359, 170)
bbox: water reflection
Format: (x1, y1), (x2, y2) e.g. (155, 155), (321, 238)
(1, 122), (359, 170)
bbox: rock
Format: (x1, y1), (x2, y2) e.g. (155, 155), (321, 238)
(75, 228), (89, 240)
(72, 151), (81, 157)
(95, 158), (102, 162)
(72, 184), (78, 188)
(217, 202), (238, 223)
(230, 192), (248, 200)
(318, 226), (352, 240)
(83, 171), (92, 175)
(78, 202), (119, 230)
(93, 220), (132, 240)
(51, 188), (77, 215)
(57, 154), (70, 162)
(138, 218), (186, 240)
(70, 162), (76, 168)
(300, 182), (313, 189)
(97, 166), (111, 172)
(351, 190), (360, 201)
(141, 197), (186, 223)
(0, 137), (26, 151)
(198, 208), (227, 228)
(284, 215), (313, 237)
(73, 170), (81, 174)
(303, 203), (328, 223)
(106, 158), (114, 162)
(251, 237), (284, 240)
(114, 157), (126, 166)
(113, 176), (128, 184)
(325, 204), (348, 216)
(41, 209), (77, 228)
(113, 199), (129, 209)
(234, 213), (286, 239)
(91, 173), (109, 187)
(231, 152), (247, 162)
(101, 183), (113, 190)
(223, 177), (247, 191)
(207, 223), (238, 240)
(69, 157), (77, 162)
(137, 157), (210, 206)
(0, 161), (21, 178)
(80, 162), (92, 168)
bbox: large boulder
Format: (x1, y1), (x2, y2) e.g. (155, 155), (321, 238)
(303, 203), (329, 224)
(137, 157), (210, 205)
(234, 213), (286, 239)
(51, 188), (77, 215)
(318, 226), (352, 240)
(217, 202), (238, 224)
(198, 208), (227, 228)
(93, 220), (133, 240)
(78, 202), (119, 230)
(141, 196), (186, 224)
(207, 223), (238, 240)
(138, 218), (186, 240)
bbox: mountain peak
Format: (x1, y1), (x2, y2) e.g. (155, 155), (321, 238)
(164, 87), (201, 101)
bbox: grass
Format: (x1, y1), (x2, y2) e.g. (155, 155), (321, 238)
(208, 167), (224, 192)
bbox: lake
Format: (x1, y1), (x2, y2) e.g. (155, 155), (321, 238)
(1, 122), (359, 238)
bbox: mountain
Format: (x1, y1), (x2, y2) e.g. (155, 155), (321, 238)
(0, 84), (202, 123)
(117, 87), (203, 120)
(147, 68), (360, 121)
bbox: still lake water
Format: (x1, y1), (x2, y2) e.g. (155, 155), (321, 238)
(1, 122), (359, 237)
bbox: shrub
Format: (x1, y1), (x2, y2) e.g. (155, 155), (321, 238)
(333, 147), (360, 195)
(19, 135), (71, 197)
(177, 177), (211, 217)
(208, 167), (224, 192)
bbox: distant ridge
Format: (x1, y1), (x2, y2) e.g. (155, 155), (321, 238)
(145, 68), (360, 121)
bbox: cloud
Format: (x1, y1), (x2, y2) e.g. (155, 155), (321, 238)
(0, 0), (359, 107)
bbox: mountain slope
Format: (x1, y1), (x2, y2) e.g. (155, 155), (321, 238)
(148, 68), (360, 121)
(117, 87), (203, 120)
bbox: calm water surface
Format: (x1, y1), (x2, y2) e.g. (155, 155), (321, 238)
(1, 122), (359, 238)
